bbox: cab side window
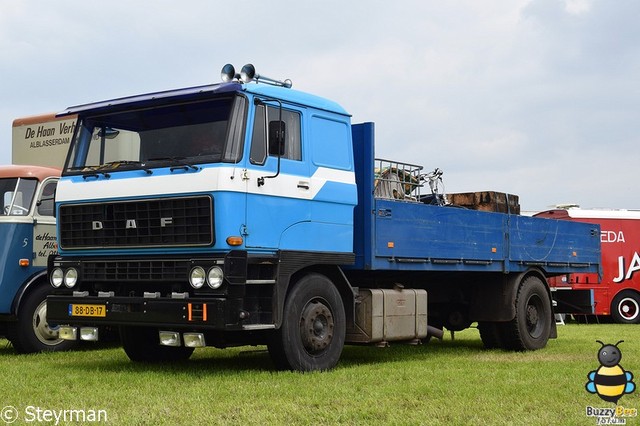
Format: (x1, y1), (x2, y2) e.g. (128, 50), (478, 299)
(250, 105), (301, 165)
(37, 181), (57, 217)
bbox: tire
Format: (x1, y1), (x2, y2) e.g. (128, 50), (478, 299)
(611, 290), (640, 324)
(7, 284), (77, 353)
(501, 276), (552, 351)
(120, 326), (194, 363)
(478, 321), (504, 349)
(267, 273), (346, 372)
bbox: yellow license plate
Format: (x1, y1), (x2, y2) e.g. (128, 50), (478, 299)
(68, 304), (106, 317)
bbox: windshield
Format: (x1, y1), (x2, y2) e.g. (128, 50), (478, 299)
(0, 178), (37, 216)
(65, 95), (246, 174)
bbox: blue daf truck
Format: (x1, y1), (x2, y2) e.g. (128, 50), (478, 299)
(46, 64), (601, 371)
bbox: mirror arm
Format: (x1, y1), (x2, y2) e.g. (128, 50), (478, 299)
(254, 97), (283, 187)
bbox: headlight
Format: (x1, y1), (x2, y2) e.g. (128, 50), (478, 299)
(64, 268), (78, 288)
(207, 266), (224, 289)
(189, 267), (206, 289)
(51, 268), (64, 288)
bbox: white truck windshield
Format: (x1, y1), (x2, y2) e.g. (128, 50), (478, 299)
(0, 178), (37, 216)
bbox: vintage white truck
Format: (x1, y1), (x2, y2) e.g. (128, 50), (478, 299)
(0, 113), (75, 352)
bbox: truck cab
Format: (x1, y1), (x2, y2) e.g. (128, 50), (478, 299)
(0, 165), (74, 352)
(56, 80), (356, 255)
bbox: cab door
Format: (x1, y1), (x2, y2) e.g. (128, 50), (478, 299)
(244, 103), (310, 249)
(32, 178), (58, 267)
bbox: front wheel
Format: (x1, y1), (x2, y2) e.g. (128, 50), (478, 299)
(120, 326), (194, 363)
(611, 290), (640, 324)
(501, 276), (552, 351)
(268, 273), (346, 372)
(7, 284), (77, 353)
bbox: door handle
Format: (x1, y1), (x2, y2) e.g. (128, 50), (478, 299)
(297, 181), (310, 190)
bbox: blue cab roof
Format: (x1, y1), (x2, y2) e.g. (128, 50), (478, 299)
(57, 82), (350, 117)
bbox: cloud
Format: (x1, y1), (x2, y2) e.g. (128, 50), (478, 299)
(1, 0), (638, 211)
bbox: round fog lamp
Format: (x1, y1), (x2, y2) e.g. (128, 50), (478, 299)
(64, 268), (78, 288)
(189, 267), (206, 289)
(207, 266), (224, 289)
(51, 268), (64, 288)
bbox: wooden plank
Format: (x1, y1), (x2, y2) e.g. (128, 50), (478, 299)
(447, 191), (520, 214)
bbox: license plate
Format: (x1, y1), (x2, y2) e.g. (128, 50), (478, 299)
(68, 304), (106, 317)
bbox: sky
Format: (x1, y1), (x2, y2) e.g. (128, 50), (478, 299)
(1, 0), (638, 212)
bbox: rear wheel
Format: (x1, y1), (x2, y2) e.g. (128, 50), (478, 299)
(120, 326), (194, 362)
(611, 290), (640, 324)
(7, 284), (76, 353)
(501, 276), (552, 351)
(268, 273), (345, 372)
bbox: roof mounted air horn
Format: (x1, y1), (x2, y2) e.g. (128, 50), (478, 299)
(220, 63), (292, 88)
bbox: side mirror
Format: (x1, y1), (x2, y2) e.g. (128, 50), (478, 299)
(97, 127), (120, 139)
(268, 121), (285, 156)
(37, 195), (56, 217)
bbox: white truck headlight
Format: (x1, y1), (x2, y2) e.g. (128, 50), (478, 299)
(64, 268), (78, 288)
(207, 266), (223, 289)
(189, 267), (206, 289)
(51, 268), (64, 288)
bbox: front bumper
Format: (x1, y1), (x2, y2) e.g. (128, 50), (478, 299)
(47, 294), (247, 330)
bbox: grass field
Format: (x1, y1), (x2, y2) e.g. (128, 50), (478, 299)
(1, 323), (639, 425)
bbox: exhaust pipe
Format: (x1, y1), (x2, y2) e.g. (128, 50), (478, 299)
(427, 325), (444, 340)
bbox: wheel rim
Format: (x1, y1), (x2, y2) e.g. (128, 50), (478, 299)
(299, 299), (334, 355)
(32, 300), (63, 346)
(525, 294), (545, 338)
(617, 297), (640, 321)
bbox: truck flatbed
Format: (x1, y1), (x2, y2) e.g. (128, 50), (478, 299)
(351, 123), (600, 275)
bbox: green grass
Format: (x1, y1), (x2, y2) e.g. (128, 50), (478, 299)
(1, 323), (639, 425)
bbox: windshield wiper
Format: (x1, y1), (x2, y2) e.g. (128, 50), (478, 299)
(99, 160), (154, 174)
(77, 160), (153, 178)
(146, 157), (199, 172)
(96, 160), (145, 170)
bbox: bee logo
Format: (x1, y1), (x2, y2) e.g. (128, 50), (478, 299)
(586, 340), (636, 404)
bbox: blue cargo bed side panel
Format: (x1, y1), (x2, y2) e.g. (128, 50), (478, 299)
(508, 215), (600, 272)
(370, 201), (600, 273)
(374, 200), (506, 262)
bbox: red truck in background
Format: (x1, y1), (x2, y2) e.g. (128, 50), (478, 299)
(536, 207), (640, 324)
